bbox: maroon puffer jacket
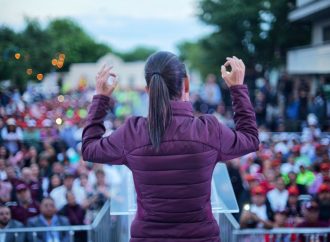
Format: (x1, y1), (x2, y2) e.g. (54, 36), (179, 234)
(82, 85), (259, 242)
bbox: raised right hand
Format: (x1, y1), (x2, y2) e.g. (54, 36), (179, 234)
(221, 56), (245, 87)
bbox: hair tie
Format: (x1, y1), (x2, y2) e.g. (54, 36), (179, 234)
(152, 72), (162, 77)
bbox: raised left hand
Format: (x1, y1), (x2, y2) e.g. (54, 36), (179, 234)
(95, 65), (118, 96)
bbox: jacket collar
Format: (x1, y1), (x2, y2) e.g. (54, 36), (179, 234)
(169, 100), (194, 117)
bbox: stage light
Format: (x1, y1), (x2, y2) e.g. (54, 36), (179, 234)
(57, 95), (65, 102)
(37, 73), (44, 81)
(56, 118), (63, 125)
(26, 69), (33, 75)
(52, 59), (58, 66)
(14, 53), (21, 60)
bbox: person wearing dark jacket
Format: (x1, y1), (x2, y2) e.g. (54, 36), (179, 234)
(59, 191), (85, 225)
(0, 205), (25, 242)
(82, 52), (259, 241)
(27, 197), (70, 242)
(7, 183), (39, 225)
(59, 191), (86, 242)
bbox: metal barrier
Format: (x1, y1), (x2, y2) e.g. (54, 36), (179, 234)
(0, 200), (110, 242)
(232, 227), (330, 242)
(90, 199), (112, 242)
(219, 213), (240, 242)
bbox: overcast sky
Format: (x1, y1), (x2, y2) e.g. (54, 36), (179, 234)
(0, 0), (213, 53)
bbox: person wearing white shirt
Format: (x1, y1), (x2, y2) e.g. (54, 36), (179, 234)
(280, 155), (298, 174)
(50, 173), (86, 210)
(240, 186), (273, 229)
(267, 176), (289, 212)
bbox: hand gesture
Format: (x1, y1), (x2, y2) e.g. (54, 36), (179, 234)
(221, 56), (245, 88)
(95, 65), (118, 96)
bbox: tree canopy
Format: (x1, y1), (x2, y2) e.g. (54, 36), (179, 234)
(0, 18), (155, 90)
(179, 0), (311, 77)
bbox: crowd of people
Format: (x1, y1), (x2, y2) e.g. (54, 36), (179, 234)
(0, 86), (121, 241)
(194, 73), (330, 133)
(0, 72), (329, 241)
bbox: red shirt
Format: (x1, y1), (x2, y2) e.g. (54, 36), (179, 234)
(8, 200), (40, 224)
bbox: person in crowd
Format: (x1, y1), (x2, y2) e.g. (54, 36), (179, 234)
(296, 199), (329, 242)
(281, 155), (296, 175)
(284, 171), (307, 195)
(1, 118), (23, 155)
(309, 162), (330, 195)
(285, 185), (303, 226)
(27, 197), (70, 242)
(93, 168), (111, 199)
(0, 205), (25, 242)
(73, 172), (93, 197)
(0, 179), (12, 204)
(296, 165), (315, 187)
(23, 146), (39, 166)
(4, 166), (21, 193)
(7, 183), (39, 224)
(51, 162), (65, 177)
(302, 113), (321, 142)
(59, 191), (87, 241)
(296, 199), (328, 228)
(0, 158), (7, 180)
(272, 209), (289, 228)
(254, 90), (267, 126)
(240, 186), (273, 229)
(239, 174), (259, 215)
(38, 153), (52, 178)
(200, 73), (222, 113)
(267, 176), (289, 212)
(47, 173), (62, 194)
(50, 172), (86, 210)
(83, 169), (110, 223)
(59, 191), (85, 225)
(21, 167), (42, 202)
(0, 147), (10, 160)
(316, 183), (330, 222)
(22, 119), (40, 149)
(30, 163), (48, 198)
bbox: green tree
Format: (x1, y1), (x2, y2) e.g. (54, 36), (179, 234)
(0, 18), (113, 90)
(179, 0), (311, 77)
(116, 46), (157, 62)
(46, 18), (112, 70)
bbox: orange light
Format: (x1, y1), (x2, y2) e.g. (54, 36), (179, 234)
(57, 61), (64, 68)
(26, 69), (33, 75)
(37, 73), (44, 81)
(14, 53), (21, 60)
(59, 53), (65, 60)
(51, 59), (58, 66)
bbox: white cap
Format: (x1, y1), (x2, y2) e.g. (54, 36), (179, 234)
(307, 113), (318, 126)
(6, 118), (16, 126)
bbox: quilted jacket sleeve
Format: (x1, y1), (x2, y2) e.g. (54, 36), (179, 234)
(81, 94), (126, 165)
(215, 85), (259, 161)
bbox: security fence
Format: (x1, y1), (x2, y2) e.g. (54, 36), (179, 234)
(232, 227), (330, 242)
(0, 200), (110, 242)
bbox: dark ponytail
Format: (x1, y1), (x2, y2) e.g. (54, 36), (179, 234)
(145, 51), (187, 151)
(148, 73), (172, 151)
